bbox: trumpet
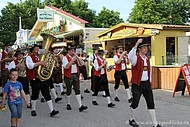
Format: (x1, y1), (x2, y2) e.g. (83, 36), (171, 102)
(107, 65), (115, 72)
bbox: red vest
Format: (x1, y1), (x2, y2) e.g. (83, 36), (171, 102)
(14, 59), (19, 65)
(1, 51), (7, 70)
(115, 54), (127, 71)
(131, 54), (150, 85)
(64, 54), (80, 78)
(26, 54), (38, 80)
(94, 57), (106, 77)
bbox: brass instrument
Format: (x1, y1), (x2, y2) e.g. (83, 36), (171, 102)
(5, 51), (14, 65)
(107, 65), (115, 72)
(18, 55), (27, 77)
(37, 33), (56, 81)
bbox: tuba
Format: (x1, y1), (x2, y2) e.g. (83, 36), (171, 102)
(37, 33), (56, 81)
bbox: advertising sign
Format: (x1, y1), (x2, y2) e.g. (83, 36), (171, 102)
(37, 9), (54, 22)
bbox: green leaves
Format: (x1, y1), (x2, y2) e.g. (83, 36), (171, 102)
(128, 0), (190, 25)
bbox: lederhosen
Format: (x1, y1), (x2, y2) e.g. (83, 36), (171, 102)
(91, 54), (104, 92)
(114, 54), (129, 90)
(64, 55), (80, 95)
(130, 55), (154, 110)
(14, 59), (30, 95)
(1, 51), (10, 87)
(93, 57), (110, 97)
(26, 54), (51, 101)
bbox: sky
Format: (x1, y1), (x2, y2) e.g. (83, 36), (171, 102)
(0, 0), (135, 21)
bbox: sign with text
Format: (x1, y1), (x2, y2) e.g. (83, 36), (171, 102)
(173, 64), (190, 97)
(37, 9), (54, 22)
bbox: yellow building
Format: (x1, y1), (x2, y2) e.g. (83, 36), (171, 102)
(95, 23), (190, 66)
(95, 23), (190, 90)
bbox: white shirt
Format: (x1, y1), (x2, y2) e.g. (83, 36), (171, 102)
(94, 57), (106, 75)
(8, 61), (16, 70)
(26, 55), (39, 70)
(113, 53), (127, 70)
(0, 50), (9, 69)
(62, 55), (79, 74)
(128, 47), (151, 81)
(89, 53), (97, 66)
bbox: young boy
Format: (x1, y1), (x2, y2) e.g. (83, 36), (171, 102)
(0, 68), (30, 127)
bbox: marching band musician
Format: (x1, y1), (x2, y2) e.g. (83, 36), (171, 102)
(62, 44), (88, 112)
(92, 49), (115, 107)
(26, 44), (59, 117)
(8, 50), (31, 108)
(52, 47), (65, 95)
(128, 39), (162, 127)
(89, 46), (106, 96)
(113, 45), (132, 103)
(0, 43), (15, 96)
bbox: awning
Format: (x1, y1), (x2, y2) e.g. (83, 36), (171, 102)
(28, 21), (47, 38)
(83, 40), (102, 43)
(56, 29), (83, 39)
(20, 39), (43, 45)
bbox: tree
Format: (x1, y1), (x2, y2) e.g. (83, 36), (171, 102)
(0, 0), (43, 45)
(128, 0), (190, 25)
(91, 7), (124, 28)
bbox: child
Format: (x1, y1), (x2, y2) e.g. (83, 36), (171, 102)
(0, 68), (30, 127)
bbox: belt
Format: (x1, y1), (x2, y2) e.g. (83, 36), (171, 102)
(71, 73), (78, 75)
(141, 80), (149, 83)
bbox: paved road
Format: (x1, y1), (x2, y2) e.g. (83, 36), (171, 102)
(1, 80), (190, 127)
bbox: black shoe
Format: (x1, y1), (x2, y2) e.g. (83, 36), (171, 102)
(128, 98), (133, 103)
(92, 101), (98, 105)
(50, 110), (59, 117)
(114, 97), (120, 102)
(129, 119), (139, 127)
(41, 98), (45, 103)
(84, 89), (90, 93)
(27, 103), (31, 108)
(31, 110), (37, 116)
(108, 103), (115, 107)
(102, 95), (107, 97)
(61, 91), (66, 95)
(55, 97), (62, 103)
(154, 124), (162, 127)
(66, 104), (72, 110)
(81, 96), (84, 99)
(79, 105), (88, 112)
(0, 93), (3, 97)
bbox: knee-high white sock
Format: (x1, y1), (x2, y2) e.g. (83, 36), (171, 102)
(26, 94), (31, 103)
(47, 100), (54, 112)
(59, 83), (64, 92)
(51, 88), (57, 99)
(102, 91), (106, 96)
(130, 108), (135, 121)
(67, 95), (71, 104)
(149, 109), (158, 126)
(126, 88), (132, 99)
(92, 96), (97, 101)
(115, 89), (118, 97)
(76, 94), (82, 108)
(107, 96), (111, 104)
(31, 100), (37, 111)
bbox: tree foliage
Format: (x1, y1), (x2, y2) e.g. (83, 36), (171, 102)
(0, 0), (43, 45)
(128, 0), (190, 25)
(0, 0), (124, 45)
(91, 7), (124, 28)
